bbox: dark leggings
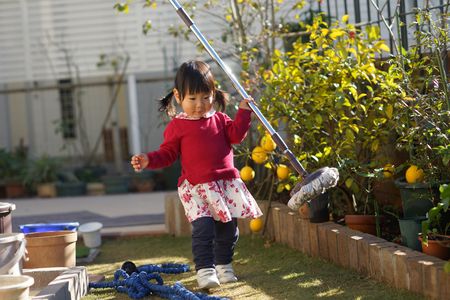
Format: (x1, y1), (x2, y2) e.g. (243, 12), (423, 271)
(191, 217), (239, 271)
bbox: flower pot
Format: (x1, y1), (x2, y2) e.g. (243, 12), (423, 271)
(0, 233), (26, 275)
(0, 275), (34, 300)
(102, 175), (130, 194)
(78, 222), (103, 248)
(419, 236), (450, 260)
(345, 214), (378, 235)
(297, 193), (330, 223)
(298, 203), (310, 219)
(23, 230), (77, 268)
(394, 179), (438, 218)
(87, 182), (105, 196)
(5, 183), (26, 198)
(309, 192), (330, 223)
(0, 202), (16, 234)
(398, 217), (426, 251)
(55, 182), (87, 197)
(36, 183), (57, 198)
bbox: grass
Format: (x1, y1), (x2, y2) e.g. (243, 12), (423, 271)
(81, 235), (425, 300)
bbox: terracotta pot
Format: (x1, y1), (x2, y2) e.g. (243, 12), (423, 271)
(5, 183), (26, 198)
(87, 182), (105, 196)
(36, 183), (56, 198)
(298, 203), (309, 219)
(345, 215), (378, 235)
(419, 236), (450, 260)
(23, 231), (77, 268)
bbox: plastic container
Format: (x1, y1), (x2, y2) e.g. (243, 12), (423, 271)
(0, 275), (34, 300)
(398, 217), (426, 251)
(78, 222), (103, 248)
(0, 233), (26, 275)
(0, 202), (16, 234)
(23, 231), (77, 268)
(19, 222), (79, 234)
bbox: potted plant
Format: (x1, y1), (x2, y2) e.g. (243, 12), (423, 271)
(392, 9), (450, 219)
(55, 171), (87, 197)
(74, 165), (107, 196)
(0, 147), (28, 198)
(24, 155), (61, 198)
(256, 16), (403, 232)
(419, 184), (450, 260)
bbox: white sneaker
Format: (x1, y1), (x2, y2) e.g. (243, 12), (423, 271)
(215, 263), (238, 284)
(196, 268), (220, 289)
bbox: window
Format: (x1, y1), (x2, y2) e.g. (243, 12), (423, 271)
(58, 79), (76, 139)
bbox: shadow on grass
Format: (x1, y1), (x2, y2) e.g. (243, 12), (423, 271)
(82, 235), (425, 300)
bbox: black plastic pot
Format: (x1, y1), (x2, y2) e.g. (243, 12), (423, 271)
(394, 179), (439, 218)
(308, 192), (330, 223)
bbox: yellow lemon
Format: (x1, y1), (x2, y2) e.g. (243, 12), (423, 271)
(260, 134), (277, 152)
(240, 166), (255, 182)
(405, 165), (424, 183)
(249, 218), (263, 232)
(251, 146), (268, 164)
(276, 164), (290, 180)
(383, 164), (395, 178)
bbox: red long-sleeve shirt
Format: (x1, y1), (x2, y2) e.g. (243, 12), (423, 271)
(146, 108), (252, 186)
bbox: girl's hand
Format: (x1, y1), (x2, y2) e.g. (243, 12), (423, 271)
(131, 154), (149, 172)
(239, 97), (255, 110)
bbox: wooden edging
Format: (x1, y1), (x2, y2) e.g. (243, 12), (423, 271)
(164, 193), (449, 300)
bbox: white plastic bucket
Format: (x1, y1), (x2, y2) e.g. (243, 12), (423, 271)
(78, 222), (103, 248)
(0, 233), (26, 275)
(0, 275), (34, 300)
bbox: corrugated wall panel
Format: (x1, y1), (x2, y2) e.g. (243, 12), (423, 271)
(0, 0), (222, 84)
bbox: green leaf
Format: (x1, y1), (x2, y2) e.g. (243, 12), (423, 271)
(345, 177), (353, 189)
(114, 2), (129, 13)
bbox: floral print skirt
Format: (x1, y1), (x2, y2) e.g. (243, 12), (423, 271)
(177, 178), (263, 223)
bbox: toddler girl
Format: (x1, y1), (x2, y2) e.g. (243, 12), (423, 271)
(131, 60), (262, 289)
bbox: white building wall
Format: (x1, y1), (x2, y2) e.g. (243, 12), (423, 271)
(0, 0), (444, 158)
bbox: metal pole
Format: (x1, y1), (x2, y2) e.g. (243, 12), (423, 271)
(127, 74), (141, 155)
(168, 0), (308, 177)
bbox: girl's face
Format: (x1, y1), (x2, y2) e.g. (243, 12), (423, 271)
(174, 89), (214, 118)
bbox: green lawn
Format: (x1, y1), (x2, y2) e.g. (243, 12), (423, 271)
(81, 235), (425, 300)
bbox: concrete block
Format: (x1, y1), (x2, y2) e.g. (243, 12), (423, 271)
(293, 217), (304, 252)
(326, 227), (339, 265)
(368, 240), (394, 281)
(25, 266), (88, 300)
(317, 222), (334, 260)
(346, 229), (366, 272)
(407, 254), (428, 294)
(356, 234), (385, 276)
(391, 246), (422, 290)
(421, 256), (446, 299)
(279, 206), (291, 245)
(272, 206), (282, 243)
(335, 227), (351, 268)
(308, 222), (320, 257)
(438, 266), (450, 300)
(286, 210), (298, 249)
(299, 218), (311, 255)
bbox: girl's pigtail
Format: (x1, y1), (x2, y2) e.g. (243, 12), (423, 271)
(214, 89), (229, 112)
(158, 91), (176, 117)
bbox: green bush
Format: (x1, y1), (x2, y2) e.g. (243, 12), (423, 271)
(257, 16), (403, 214)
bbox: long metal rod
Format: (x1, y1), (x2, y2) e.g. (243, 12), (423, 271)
(168, 0), (308, 177)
